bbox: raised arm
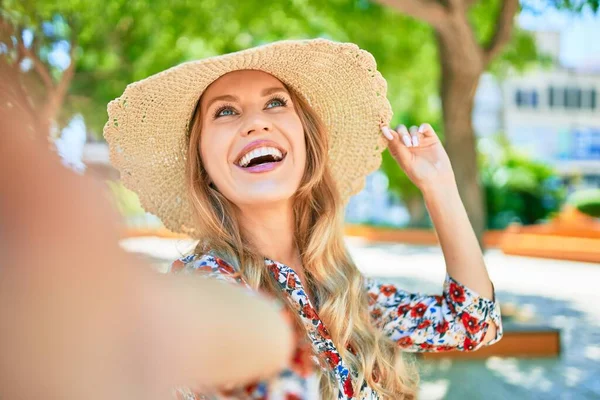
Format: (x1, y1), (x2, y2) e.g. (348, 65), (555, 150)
(381, 122), (502, 349)
(422, 177), (499, 345)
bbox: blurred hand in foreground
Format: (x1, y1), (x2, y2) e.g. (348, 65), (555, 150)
(0, 67), (294, 400)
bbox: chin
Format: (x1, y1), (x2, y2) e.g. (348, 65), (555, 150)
(232, 187), (297, 208)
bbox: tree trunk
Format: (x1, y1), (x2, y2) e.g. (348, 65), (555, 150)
(372, 0), (519, 249)
(404, 195), (427, 227)
(435, 21), (487, 249)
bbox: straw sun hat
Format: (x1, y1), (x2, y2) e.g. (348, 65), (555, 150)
(103, 38), (392, 237)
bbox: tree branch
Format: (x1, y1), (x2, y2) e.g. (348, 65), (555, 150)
(372, 0), (448, 29)
(482, 0), (519, 65)
(18, 32), (55, 91)
(39, 38), (77, 134)
(445, 0), (464, 13)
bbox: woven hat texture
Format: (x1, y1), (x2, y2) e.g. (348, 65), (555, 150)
(103, 38), (392, 237)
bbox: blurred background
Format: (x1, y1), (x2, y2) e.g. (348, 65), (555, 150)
(1, 0), (599, 398)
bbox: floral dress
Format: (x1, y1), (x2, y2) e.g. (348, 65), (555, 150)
(170, 252), (503, 399)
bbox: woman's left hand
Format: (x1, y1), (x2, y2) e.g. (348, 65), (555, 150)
(381, 123), (456, 193)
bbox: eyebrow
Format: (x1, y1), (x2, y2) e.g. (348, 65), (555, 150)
(204, 86), (288, 110)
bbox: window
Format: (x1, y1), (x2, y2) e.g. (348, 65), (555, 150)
(549, 86), (598, 111)
(566, 87), (582, 109)
(549, 86), (565, 108)
(582, 88), (597, 110)
(515, 89), (539, 108)
(515, 89), (523, 107)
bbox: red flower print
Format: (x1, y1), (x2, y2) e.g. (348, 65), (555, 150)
(435, 345), (453, 352)
(435, 320), (449, 334)
(291, 343), (314, 377)
(317, 322), (332, 340)
(371, 308), (382, 320)
(322, 350), (340, 369)
(448, 301), (456, 315)
(464, 337), (477, 351)
(171, 259), (185, 272)
(368, 292), (378, 305)
(419, 342), (435, 350)
(216, 257), (236, 275)
(302, 303), (319, 320)
(197, 265), (213, 273)
(268, 263), (280, 278)
(449, 282), (466, 303)
(397, 336), (414, 348)
(417, 320), (432, 329)
(215, 258), (235, 275)
(244, 383), (258, 394)
(286, 273), (296, 289)
(410, 303), (427, 318)
(434, 295), (443, 305)
(398, 304), (411, 315)
(380, 284), (397, 297)
(343, 376), (354, 397)
(286, 395), (302, 400)
(461, 312), (482, 334)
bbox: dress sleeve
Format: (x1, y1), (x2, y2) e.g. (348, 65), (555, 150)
(365, 274), (503, 352)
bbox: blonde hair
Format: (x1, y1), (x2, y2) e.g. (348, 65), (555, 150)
(185, 78), (418, 399)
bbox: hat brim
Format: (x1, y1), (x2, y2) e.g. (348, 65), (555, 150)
(103, 38), (392, 236)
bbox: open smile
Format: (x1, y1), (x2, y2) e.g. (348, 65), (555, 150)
(234, 140), (288, 173)
(234, 152), (287, 173)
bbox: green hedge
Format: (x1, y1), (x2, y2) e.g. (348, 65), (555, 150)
(569, 189), (600, 218)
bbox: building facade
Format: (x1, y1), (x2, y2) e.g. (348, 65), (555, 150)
(474, 31), (600, 189)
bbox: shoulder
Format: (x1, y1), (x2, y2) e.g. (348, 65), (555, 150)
(169, 252), (247, 287)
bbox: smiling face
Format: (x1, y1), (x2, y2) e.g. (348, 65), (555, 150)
(197, 70), (307, 208)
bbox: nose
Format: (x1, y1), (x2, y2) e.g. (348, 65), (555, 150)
(240, 113), (273, 137)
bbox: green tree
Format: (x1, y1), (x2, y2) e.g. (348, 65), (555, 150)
(2, 0), (596, 236)
(371, 0), (598, 245)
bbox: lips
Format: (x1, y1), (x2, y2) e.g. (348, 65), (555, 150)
(234, 139), (287, 167)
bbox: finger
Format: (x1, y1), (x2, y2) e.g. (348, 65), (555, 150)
(395, 124), (412, 148)
(418, 123), (437, 138)
(380, 125), (394, 141)
(384, 126), (412, 165)
(409, 125), (419, 147)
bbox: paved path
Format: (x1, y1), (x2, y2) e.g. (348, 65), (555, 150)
(120, 236), (600, 400)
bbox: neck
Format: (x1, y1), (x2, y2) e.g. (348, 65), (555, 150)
(236, 200), (300, 269)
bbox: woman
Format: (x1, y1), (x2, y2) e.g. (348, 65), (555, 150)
(104, 39), (502, 399)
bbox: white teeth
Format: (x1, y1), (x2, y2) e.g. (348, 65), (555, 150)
(238, 146), (283, 167)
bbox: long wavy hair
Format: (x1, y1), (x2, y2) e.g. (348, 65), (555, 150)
(185, 78), (418, 399)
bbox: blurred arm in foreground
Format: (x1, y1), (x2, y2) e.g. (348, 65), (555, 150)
(0, 73), (293, 400)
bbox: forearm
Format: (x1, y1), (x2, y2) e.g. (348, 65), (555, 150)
(146, 273), (294, 392)
(423, 183), (494, 300)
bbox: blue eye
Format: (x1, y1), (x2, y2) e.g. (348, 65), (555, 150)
(266, 96), (288, 109)
(267, 99), (283, 108)
(218, 108), (235, 116)
(213, 105), (237, 119)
